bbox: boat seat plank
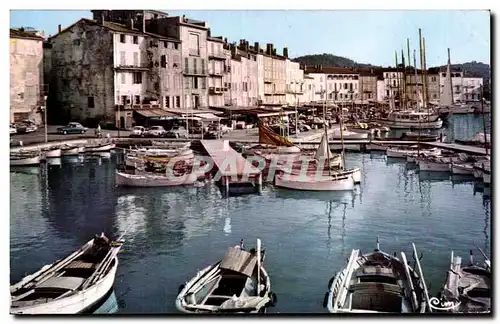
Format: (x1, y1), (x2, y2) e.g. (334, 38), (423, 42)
(65, 260), (96, 269)
(219, 248), (257, 277)
(349, 282), (403, 295)
(35, 276), (85, 291)
(357, 266), (395, 278)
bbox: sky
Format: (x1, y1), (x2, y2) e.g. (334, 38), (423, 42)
(9, 10), (490, 67)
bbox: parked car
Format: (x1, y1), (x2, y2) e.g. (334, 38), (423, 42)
(57, 122), (88, 134)
(10, 124), (17, 134)
(165, 126), (188, 138)
(145, 126), (166, 137)
(130, 126), (146, 137)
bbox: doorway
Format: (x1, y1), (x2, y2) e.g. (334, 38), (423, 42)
(194, 95), (200, 109)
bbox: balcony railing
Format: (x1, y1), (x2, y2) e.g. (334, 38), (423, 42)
(208, 52), (226, 60)
(115, 103), (161, 111)
(209, 71), (224, 77)
(115, 64), (150, 71)
(183, 68), (207, 76)
(209, 87), (224, 95)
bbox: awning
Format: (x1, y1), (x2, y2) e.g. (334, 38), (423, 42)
(134, 109), (180, 119)
(194, 113), (221, 121)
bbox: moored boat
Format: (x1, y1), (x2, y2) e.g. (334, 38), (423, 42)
(450, 162), (474, 175)
(417, 155), (453, 172)
(375, 111), (443, 130)
(175, 239), (276, 314)
(42, 148), (62, 159)
(61, 145), (82, 156)
(275, 173), (354, 191)
(10, 153), (41, 167)
(324, 238), (430, 313)
(430, 249), (490, 313)
(329, 127), (368, 140)
(115, 170), (200, 187)
(85, 143), (115, 153)
(10, 233), (125, 314)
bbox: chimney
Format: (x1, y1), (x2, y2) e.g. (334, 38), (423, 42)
(272, 48), (276, 56)
(266, 43), (272, 55)
(207, 29), (211, 37)
(58, 24), (61, 33)
(254, 42), (259, 52)
(224, 38), (227, 44)
(230, 43), (236, 56)
(245, 41), (249, 52)
(283, 47), (288, 58)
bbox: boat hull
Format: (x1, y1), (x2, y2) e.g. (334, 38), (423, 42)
(275, 174), (354, 191)
(61, 147), (81, 156)
(10, 155), (41, 166)
(86, 143), (115, 153)
(450, 163), (474, 175)
(376, 119), (443, 130)
(43, 149), (62, 158)
(418, 160), (450, 172)
(10, 258), (118, 315)
(367, 143), (387, 151)
(115, 171), (199, 187)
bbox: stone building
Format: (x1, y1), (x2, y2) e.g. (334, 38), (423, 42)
(262, 44), (287, 107)
(206, 33), (225, 107)
(358, 73), (378, 102)
(285, 57), (303, 107)
(10, 28), (44, 123)
(46, 17), (183, 127)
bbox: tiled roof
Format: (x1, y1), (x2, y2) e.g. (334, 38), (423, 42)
(10, 28), (44, 40)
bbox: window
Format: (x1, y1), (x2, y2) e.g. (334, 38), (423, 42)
(133, 36), (138, 44)
(185, 57), (189, 71)
(349, 84), (353, 91)
(133, 72), (142, 84)
(161, 55), (167, 68)
(134, 95), (141, 104)
(165, 96), (170, 108)
(165, 75), (170, 89)
(193, 77), (199, 89)
(120, 51), (126, 65)
(431, 76), (436, 82)
(368, 93), (371, 99)
(201, 78), (206, 89)
(121, 95), (129, 105)
(175, 96), (180, 108)
(88, 96), (95, 108)
(120, 34), (126, 43)
(121, 73), (126, 84)
(164, 41), (168, 48)
(189, 33), (200, 56)
(174, 43), (179, 50)
(193, 58), (197, 74)
(73, 39), (80, 46)
(386, 90), (390, 96)
(433, 94), (437, 99)
(344, 83), (348, 90)
(309, 84), (311, 90)
(185, 77), (190, 89)
(442, 73), (446, 77)
(133, 52), (139, 66)
(211, 42), (214, 55)
(201, 59), (205, 74)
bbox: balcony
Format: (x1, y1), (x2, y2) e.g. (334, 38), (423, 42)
(208, 52), (226, 60)
(208, 71), (224, 77)
(115, 64), (150, 71)
(115, 103), (161, 111)
(183, 68), (208, 77)
(209, 87), (224, 95)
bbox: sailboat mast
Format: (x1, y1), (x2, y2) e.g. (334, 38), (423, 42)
(423, 37), (429, 108)
(401, 49), (406, 111)
(448, 48), (454, 106)
(407, 38), (411, 109)
(480, 85), (489, 155)
(418, 28), (426, 109)
(414, 49), (421, 154)
(395, 51), (400, 110)
(339, 101), (345, 171)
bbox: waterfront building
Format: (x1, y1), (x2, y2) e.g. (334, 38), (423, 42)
(305, 66), (360, 103)
(426, 71), (441, 104)
(206, 33), (225, 107)
(382, 70), (404, 101)
(300, 74), (315, 104)
(462, 76), (484, 102)
(376, 78), (386, 102)
(262, 44), (287, 107)
(10, 28), (45, 123)
(285, 57), (303, 107)
(46, 15), (182, 127)
(358, 73), (378, 103)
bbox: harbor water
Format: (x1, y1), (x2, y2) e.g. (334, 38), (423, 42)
(10, 114), (491, 314)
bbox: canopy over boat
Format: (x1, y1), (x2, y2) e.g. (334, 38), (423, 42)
(220, 247), (257, 277)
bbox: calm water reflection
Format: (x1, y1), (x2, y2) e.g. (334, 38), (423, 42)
(10, 149), (491, 313)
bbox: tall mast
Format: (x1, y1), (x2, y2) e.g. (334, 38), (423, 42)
(407, 38), (411, 108)
(447, 48), (454, 105)
(339, 101), (345, 171)
(418, 28), (426, 109)
(395, 51), (400, 109)
(401, 49), (406, 111)
(423, 37), (429, 108)
(480, 85), (489, 156)
(414, 50), (421, 155)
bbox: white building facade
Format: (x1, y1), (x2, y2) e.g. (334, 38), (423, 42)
(285, 59), (304, 106)
(439, 71), (463, 103)
(207, 36), (225, 107)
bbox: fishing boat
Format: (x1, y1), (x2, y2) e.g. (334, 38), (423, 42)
(275, 173), (354, 191)
(450, 162), (474, 175)
(430, 248), (490, 313)
(406, 148), (442, 163)
(386, 146), (440, 159)
(10, 152), (41, 167)
(346, 123), (375, 135)
(376, 111), (443, 130)
(150, 140), (191, 150)
(176, 239), (276, 314)
(41, 147), (62, 159)
(61, 145), (82, 156)
(366, 142), (388, 151)
(10, 233), (125, 315)
(243, 121), (301, 156)
(402, 132), (441, 142)
(329, 127), (368, 140)
(125, 147), (195, 168)
(85, 142), (115, 153)
(115, 169), (200, 187)
(324, 238), (430, 313)
(417, 154), (454, 172)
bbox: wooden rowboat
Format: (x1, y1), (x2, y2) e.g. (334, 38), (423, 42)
(10, 233), (125, 314)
